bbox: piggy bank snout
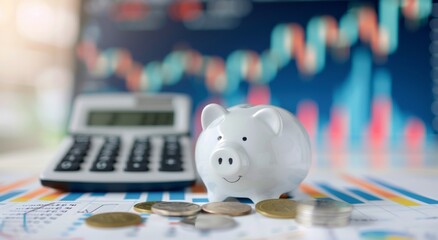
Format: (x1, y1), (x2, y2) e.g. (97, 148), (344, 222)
(210, 143), (249, 178)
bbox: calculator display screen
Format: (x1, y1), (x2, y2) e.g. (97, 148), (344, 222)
(87, 111), (174, 126)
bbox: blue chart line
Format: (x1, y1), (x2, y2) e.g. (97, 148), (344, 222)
(147, 192), (163, 201)
(125, 192), (141, 200)
(78, 204), (118, 213)
(23, 212), (27, 232)
(347, 188), (382, 201)
(169, 191), (185, 201)
(367, 177), (438, 204)
(0, 191), (25, 202)
(317, 183), (364, 204)
(90, 192), (106, 197)
(60, 193), (84, 201)
(23, 202), (55, 233)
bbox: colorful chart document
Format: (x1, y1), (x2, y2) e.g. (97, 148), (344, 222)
(0, 171), (437, 239)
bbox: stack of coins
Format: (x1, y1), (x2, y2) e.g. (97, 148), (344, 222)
(296, 199), (353, 227)
(151, 202), (202, 217)
(133, 201), (161, 214)
(202, 202), (252, 216)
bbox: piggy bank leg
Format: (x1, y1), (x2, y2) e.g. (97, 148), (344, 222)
(286, 190), (296, 198)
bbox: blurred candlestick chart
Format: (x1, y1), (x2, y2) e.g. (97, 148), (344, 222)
(75, 0), (435, 149)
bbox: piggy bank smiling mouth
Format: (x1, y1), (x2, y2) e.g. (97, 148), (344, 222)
(223, 175), (242, 183)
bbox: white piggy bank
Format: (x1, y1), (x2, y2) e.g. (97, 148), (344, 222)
(195, 103), (311, 203)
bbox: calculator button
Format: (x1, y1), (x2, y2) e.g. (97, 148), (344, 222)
(163, 151), (180, 158)
(74, 135), (91, 143)
(125, 162), (149, 172)
(163, 146), (180, 154)
(132, 151), (148, 158)
(102, 144), (119, 149)
(99, 139), (120, 159)
(162, 148), (181, 158)
(96, 156), (116, 163)
(164, 141), (180, 149)
(159, 157), (183, 172)
(63, 155), (84, 163)
(133, 143), (148, 150)
(162, 157), (182, 165)
(105, 136), (120, 144)
(55, 161), (80, 171)
(72, 142), (90, 149)
(162, 155), (181, 161)
(90, 161), (114, 172)
(99, 149), (118, 157)
(102, 143), (119, 149)
(134, 137), (150, 144)
(164, 135), (179, 142)
(129, 155), (149, 163)
(133, 142), (148, 148)
(130, 142), (150, 159)
(68, 148), (87, 156)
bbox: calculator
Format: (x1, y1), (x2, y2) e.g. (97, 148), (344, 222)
(40, 93), (196, 192)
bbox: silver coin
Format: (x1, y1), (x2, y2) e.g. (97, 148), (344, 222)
(296, 199), (353, 227)
(151, 202), (201, 216)
(181, 214), (237, 230)
(297, 199), (353, 214)
(202, 202), (252, 216)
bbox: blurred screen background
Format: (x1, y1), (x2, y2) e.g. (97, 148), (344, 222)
(0, 0), (437, 168)
(0, 0), (79, 153)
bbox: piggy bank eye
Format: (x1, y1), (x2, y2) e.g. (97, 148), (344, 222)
(217, 136), (222, 141)
(242, 137), (247, 141)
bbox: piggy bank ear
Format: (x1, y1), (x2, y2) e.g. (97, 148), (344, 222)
(201, 104), (228, 129)
(252, 108), (282, 135)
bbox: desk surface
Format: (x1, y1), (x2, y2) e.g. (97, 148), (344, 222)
(0, 148), (53, 173)
(0, 148), (438, 239)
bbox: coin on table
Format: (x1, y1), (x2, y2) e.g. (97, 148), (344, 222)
(181, 214), (237, 230)
(202, 202), (252, 216)
(151, 202), (201, 216)
(255, 199), (298, 218)
(296, 199), (353, 227)
(297, 199), (353, 214)
(133, 201), (160, 213)
(85, 212), (142, 228)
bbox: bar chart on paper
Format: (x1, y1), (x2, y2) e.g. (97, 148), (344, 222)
(0, 172), (438, 239)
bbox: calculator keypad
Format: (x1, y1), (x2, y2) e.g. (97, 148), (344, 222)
(159, 136), (184, 172)
(54, 136), (91, 171)
(54, 135), (188, 173)
(90, 137), (120, 172)
(125, 138), (150, 172)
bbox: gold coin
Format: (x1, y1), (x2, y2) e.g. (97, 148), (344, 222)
(151, 202), (201, 216)
(202, 202), (252, 216)
(255, 199), (297, 219)
(85, 212), (142, 228)
(133, 201), (160, 213)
